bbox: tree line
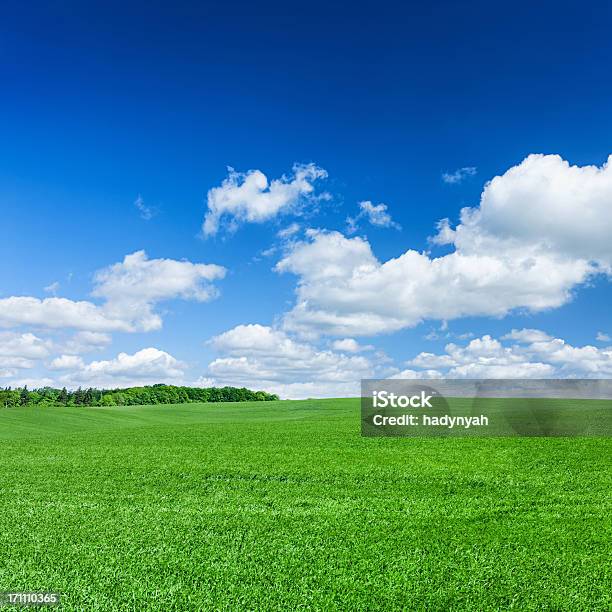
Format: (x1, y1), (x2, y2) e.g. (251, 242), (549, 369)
(0, 384), (279, 408)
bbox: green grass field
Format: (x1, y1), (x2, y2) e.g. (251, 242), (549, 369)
(0, 399), (610, 610)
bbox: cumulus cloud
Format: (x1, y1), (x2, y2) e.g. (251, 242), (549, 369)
(277, 155), (612, 337)
(62, 331), (112, 354)
(204, 324), (612, 398)
(389, 368), (444, 380)
(0, 332), (51, 377)
(0, 357), (36, 374)
(205, 324), (378, 399)
(276, 229), (590, 336)
(442, 166), (477, 184)
(406, 329), (612, 378)
(0, 332), (51, 360)
(0, 297), (131, 332)
(409, 335), (555, 378)
(501, 328), (553, 343)
(439, 154), (612, 268)
(429, 218), (455, 246)
(346, 201), (400, 234)
(203, 163), (328, 237)
(49, 354), (85, 370)
(92, 250), (226, 331)
(0, 251), (226, 333)
(596, 331), (610, 342)
(331, 338), (374, 353)
(57, 347), (187, 388)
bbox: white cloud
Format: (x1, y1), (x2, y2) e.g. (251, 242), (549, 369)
(517, 336), (612, 376)
(206, 324), (377, 399)
(62, 331), (112, 354)
(0, 251), (226, 333)
(501, 328), (553, 343)
(276, 229), (590, 336)
(92, 250), (226, 331)
(406, 329), (612, 378)
(0, 297), (130, 332)
(277, 223), (301, 239)
(203, 163), (328, 237)
(49, 355), (85, 370)
(134, 194), (156, 220)
(429, 218), (455, 245)
(346, 201), (400, 234)
(442, 166), (477, 184)
(277, 155), (612, 337)
(0, 357), (37, 375)
(444, 154), (612, 268)
(389, 368), (444, 379)
(0, 332), (52, 378)
(451, 362), (555, 378)
(44, 281), (60, 295)
(3, 376), (56, 388)
(0, 333), (52, 377)
(58, 347), (187, 388)
(596, 331), (610, 342)
(331, 338), (374, 353)
(0, 332), (51, 360)
(430, 335), (555, 378)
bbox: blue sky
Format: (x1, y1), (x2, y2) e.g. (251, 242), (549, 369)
(2, 1), (612, 396)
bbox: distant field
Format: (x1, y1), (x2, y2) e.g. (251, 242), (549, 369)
(0, 399), (610, 610)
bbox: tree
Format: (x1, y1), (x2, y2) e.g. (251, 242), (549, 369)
(1, 384), (278, 408)
(19, 386), (30, 406)
(101, 395), (116, 406)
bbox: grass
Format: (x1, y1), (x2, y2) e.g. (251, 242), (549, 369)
(0, 399), (610, 610)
